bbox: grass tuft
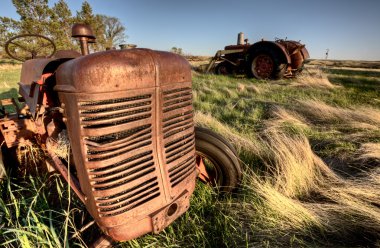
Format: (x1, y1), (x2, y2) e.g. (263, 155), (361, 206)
(293, 68), (336, 89)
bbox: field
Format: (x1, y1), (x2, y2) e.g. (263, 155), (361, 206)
(0, 58), (380, 247)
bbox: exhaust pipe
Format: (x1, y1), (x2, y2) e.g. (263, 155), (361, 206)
(237, 32), (244, 45)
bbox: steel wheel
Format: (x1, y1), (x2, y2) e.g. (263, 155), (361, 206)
(195, 127), (241, 193)
(215, 62), (231, 75)
(251, 54), (274, 79)
(196, 152), (223, 187)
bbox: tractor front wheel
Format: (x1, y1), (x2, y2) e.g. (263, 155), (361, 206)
(195, 127), (242, 193)
(215, 62), (232, 76)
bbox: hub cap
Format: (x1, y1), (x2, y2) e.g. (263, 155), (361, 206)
(252, 54), (274, 79)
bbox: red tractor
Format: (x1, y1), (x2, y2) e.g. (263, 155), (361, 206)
(206, 32), (310, 79)
(0, 24), (241, 247)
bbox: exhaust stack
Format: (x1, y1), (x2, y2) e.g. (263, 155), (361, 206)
(237, 32), (244, 45)
(71, 23), (96, 55)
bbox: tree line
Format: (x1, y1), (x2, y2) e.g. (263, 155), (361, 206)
(0, 0), (127, 56)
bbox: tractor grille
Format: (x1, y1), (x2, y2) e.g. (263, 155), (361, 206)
(162, 87), (196, 188)
(78, 94), (160, 217)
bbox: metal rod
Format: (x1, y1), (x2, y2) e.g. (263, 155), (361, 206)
(79, 37), (89, 55)
(46, 142), (85, 203)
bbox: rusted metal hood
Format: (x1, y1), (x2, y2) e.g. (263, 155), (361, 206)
(20, 58), (59, 86)
(54, 48), (196, 241)
(55, 49), (191, 93)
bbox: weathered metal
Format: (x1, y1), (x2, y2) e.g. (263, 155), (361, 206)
(196, 155), (214, 185)
(55, 48), (196, 241)
(72, 23), (96, 55)
(237, 32), (245, 45)
(0, 23), (241, 246)
(207, 33), (310, 79)
(251, 54), (274, 79)
(0, 23), (198, 245)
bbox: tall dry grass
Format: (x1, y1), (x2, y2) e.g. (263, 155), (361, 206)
(0, 64), (21, 70)
(259, 130), (338, 198)
(199, 104), (380, 246)
(247, 132), (379, 245)
(265, 106), (310, 132)
(358, 143), (380, 161)
(295, 99), (380, 130)
(292, 68), (336, 89)
(194, 111), (261, 154)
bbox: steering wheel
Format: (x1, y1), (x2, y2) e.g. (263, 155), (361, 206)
(5, 34), (56, 62)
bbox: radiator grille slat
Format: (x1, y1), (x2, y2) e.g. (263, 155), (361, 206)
(99, 191), (160, 217)
(163, 111), (193, 130)
(89, 151), (153, 174)
(162, 87), (196, 188)
(80, 94), (151, 107)
(82, 111), (152, 129)
(87, 134), (152, 161)
(80, 98), (151, 114)
(98, 184), (160, 210)
(92, 165), (155, 190)
(78, 93), (159, 217)
(171, 167), (196, 187)
(96, 177), (158, 203)
(91, 160), (155, 182)
(169, 156), (195, 177)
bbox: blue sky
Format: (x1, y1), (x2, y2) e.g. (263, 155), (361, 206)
(1, 0), (379, 60)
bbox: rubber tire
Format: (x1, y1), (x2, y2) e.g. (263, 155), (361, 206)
(195, 126), (242, 193)
(247, 48), (286, 80)
(215, 61), (232, 76)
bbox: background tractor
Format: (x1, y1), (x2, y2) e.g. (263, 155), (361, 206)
(206, 32), (310, 79)
(0, 24), (241, 247)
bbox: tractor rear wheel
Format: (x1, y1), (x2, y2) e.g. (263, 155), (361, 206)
(195, 127), (242, 193)
(248, 49), (286, 80)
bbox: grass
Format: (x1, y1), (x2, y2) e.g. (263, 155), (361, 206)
(0, 63), (21, 100)
(1, 60), (380, 247)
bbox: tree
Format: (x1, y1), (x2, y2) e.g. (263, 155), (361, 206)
(0, 17), (19, 56)
(170, 47), (183, 55)
(0, 0), (127, 55)
(49, 0), (75, 50)
(100, 15), (126, 49)
(76, 1), (105, 51)
(11, 0), (51, 35)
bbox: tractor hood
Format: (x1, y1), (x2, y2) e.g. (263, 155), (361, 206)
(54, 49), (191, 94)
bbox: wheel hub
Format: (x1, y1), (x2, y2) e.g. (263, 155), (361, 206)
(195, 154), (219, 187)
(252, 54), (274, 79)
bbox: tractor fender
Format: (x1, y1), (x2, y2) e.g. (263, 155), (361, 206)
(247, 41), (291, 65)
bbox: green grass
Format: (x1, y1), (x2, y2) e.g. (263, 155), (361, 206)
(0, 62), (380, 247)
(0, 64), (20, 99)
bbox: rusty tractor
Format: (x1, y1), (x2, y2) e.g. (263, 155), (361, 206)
(0, 24), (241, 247)
(206, 32), (310, 79)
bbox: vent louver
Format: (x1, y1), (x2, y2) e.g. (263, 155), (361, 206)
(162, 87), (196, 188)
(78, 94), (160, 217)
